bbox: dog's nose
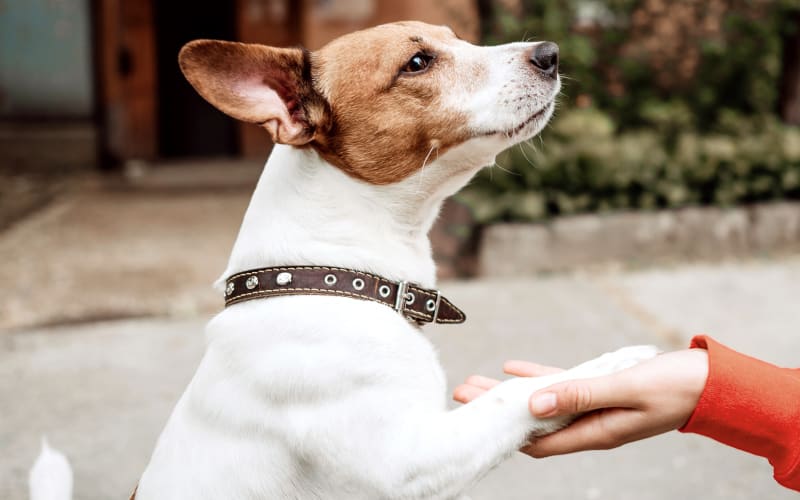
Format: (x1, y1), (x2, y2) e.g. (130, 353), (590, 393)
(530, 42), (559, 77)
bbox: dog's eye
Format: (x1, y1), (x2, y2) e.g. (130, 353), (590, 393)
(401, 53), (433, 74)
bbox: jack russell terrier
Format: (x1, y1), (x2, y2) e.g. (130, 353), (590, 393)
(31, 21), (657, 500)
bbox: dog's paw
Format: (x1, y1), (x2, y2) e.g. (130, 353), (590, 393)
(571, 345), (660, 378)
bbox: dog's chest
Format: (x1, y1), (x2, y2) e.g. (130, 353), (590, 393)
(138, 297), (448, 498)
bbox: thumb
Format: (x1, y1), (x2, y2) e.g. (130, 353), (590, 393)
(529, 373), (637, 418)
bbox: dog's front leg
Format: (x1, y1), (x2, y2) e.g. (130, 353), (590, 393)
(379, 345), (658, 500)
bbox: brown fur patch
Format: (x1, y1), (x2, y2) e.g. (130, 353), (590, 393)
(180, 22), (482, 184)
(310, 22), (475, 185)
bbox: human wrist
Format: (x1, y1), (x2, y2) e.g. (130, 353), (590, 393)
(675, 348), (709, 427)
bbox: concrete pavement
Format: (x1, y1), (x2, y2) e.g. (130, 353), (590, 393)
(2, 257), (799, 500)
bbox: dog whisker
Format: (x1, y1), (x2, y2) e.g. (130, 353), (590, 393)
(517, 142), (536, 168)
(415, 143), (439, 194)
(495, 160), (521, 176)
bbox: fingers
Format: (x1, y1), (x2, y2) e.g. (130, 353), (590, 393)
(503, 360), (563, 377)
(521, 408), (647, 458)
(528, 371), (641, 418)
(452, 375), (500, 404)
(464, 375), (501, 390)
(453, 384), (485, 404)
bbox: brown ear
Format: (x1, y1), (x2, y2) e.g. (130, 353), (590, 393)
(179, 40), (318, 146)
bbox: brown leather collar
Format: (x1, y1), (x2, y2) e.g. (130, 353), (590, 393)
(224, 266), (465, 325)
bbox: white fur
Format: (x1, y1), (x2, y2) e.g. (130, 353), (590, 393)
(443, 41), (559, 137)
(29, 437), (73, 500)
(131, 36), (656, 500)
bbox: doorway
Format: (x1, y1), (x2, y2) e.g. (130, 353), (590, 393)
(153, 1), (237, 157)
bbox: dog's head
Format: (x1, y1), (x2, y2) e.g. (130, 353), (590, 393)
(180, 21), (559, 186)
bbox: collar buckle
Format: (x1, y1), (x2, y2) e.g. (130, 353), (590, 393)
(394, 281), (409, 314)
(430, 290), (442, 322)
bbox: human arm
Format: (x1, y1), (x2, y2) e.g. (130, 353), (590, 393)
(453, 348), (708, 457)
(453, 336), (800, 491)
(679, 336), (800, 491)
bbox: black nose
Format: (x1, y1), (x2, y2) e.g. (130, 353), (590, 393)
(530, 42), (559, 77)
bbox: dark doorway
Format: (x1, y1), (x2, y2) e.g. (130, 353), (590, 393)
(153, 1), (237, 157)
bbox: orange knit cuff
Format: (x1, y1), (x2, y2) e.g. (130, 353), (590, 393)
(680, 335), (800, 491)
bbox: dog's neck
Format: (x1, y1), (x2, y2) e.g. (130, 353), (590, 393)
(218, 144), (484, 291)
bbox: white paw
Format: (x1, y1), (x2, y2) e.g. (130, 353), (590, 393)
(570, 345), (660, 378)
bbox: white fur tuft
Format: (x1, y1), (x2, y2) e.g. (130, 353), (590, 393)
(29, 437), (73, 500)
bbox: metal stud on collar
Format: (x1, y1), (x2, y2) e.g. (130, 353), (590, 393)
(245, 275), (259, 290)
(225, 282), (235, 296)
(352, 278), (365, 290)
(324, 274), (337, 286)
(276, 272), (293, 285)
(378, 285), (391, 298)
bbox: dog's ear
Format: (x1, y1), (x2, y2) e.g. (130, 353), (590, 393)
(179, 40), (320, 146)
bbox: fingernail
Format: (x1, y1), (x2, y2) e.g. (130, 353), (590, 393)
(531, 393), (557, 416)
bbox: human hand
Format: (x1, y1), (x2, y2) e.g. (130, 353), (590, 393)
(453, 349), (708, 458)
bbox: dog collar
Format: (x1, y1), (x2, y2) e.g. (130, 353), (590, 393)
(223, 266), (466, 325)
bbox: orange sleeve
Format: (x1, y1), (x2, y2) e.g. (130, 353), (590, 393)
(679, 335), (800, 491)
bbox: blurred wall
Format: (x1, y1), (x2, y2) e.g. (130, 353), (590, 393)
(0, 0), (93, 118)
(303, 0), (479, 49)
(0, 0), (480, 169)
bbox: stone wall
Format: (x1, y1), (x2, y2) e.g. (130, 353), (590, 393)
(479, 203), (800, 276)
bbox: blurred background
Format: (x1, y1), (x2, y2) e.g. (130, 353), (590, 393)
(2, 1), (800, 499)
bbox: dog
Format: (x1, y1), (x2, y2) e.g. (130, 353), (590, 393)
(31, 21), (658, 500)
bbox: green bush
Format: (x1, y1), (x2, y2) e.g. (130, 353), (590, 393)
(459, 108), (800, 223)
(482, 0), (795, 130)
(459, 0), (800, 222)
